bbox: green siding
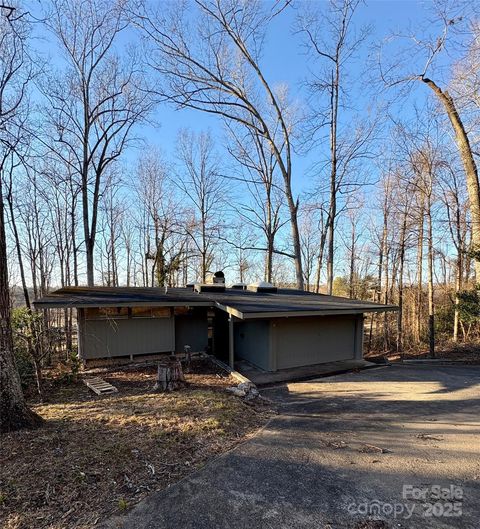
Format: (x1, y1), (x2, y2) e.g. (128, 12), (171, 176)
(234, 320), (270, 371)
(82, 317), (174, 359)
(273, 316), (356, 370)
(175, 309), (208, 353)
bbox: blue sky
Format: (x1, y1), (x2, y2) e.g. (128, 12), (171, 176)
(130, 0), (435, 195)
(25, 0), (459, 284)
(32, 0), (435, 182)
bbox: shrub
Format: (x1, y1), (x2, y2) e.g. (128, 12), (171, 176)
(435, 304), (454, 336)
(11, 308), (38, 388)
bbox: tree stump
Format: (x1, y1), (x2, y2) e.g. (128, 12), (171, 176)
(153, 357), (186, 392)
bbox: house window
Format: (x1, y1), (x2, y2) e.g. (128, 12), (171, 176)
(173, 306), (192, 316)
(85, 307), (129, 320)
(131, 307), (170, 319)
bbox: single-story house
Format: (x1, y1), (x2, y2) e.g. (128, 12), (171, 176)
(34, 280), (397, 372)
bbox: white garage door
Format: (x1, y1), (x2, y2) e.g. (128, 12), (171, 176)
(274, 316), (356, 369)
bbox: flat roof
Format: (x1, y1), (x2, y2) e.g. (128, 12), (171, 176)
(34, 286), (397, 319)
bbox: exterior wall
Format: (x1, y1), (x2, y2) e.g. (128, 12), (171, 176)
(81, 313), (174, 360)
(354, 314), (365, 360)
(234, 320), (270, 371)
(272, 315), (357, 370)
(175, 308), (208, 353)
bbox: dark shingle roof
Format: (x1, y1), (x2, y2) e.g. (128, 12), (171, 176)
(34, 286), (397, 319)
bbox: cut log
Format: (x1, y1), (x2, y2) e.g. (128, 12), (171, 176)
(153, 358), (186, 392)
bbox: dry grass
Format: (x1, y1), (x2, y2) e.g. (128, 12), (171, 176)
(0, 359), (272, 529)
(366, 342), (480, 363)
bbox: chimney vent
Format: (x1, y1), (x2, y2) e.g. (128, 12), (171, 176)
(195, 271), (226, 293)
(247, 281), (277, 293)
(206, 271), (225, 284)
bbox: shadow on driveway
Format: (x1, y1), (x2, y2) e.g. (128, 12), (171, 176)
(100, 365), (480, 529)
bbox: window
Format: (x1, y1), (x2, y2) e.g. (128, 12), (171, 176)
(131, 307), (170, 318)
(85, 307), (129, 320)
(84, 306), (171, 320)
(174, 306), (191, 316)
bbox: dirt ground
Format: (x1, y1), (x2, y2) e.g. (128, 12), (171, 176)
(366, 342), (480, 364)
(0, 359), (272, 529)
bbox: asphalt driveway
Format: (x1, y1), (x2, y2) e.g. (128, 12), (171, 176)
(101, 365), (480, 529)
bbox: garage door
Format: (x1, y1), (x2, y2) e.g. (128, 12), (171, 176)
(274, 316), (356, 369)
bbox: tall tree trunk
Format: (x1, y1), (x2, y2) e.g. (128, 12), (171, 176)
(0, 180), (41, 432)
(368, 210), (386, 354)
(422, 77), (480, 282)
(326, 68), (339, 295)
(283, 188), (303, 289)
(265, 233), (273, 283)
(396, 209), (408, 354)
(314, 237), (325, 293)
(383, 244), (390, 352)
(415, 194), (424, 343)
(349, 219), (355, 299)
(453, 250), (463, 343)
(6, 189), (30, 309)
(426, 193), (435, 357)
(265, 191), (273, 283)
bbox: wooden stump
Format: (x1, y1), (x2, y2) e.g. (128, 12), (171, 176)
(153, 357), (186, 392)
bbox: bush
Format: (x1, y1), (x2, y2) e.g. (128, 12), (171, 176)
(458, 288), (480, 324)
(11, 308), (45, 391)
(435, 304), (455, 336)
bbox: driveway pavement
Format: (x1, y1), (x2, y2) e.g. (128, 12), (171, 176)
(101, 365), (480, 529)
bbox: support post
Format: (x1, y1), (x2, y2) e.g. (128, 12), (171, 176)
(228, 314), (234, 369)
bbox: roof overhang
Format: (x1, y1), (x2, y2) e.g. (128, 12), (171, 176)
(34, 300), (213, 309)
(33, 287), (399, 319)
(224, 306), (398, 320)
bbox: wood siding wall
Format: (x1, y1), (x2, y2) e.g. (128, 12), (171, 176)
(273, 315), (357, 370)
(234, 320), (270, 371)
(174, 309), (208, 353)
(81, 316), (174, 359)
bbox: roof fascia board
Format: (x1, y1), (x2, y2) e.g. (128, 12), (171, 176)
(239, 307), (398, 319)
(214, 302), (245, 319)
(33, 300), (214, 309)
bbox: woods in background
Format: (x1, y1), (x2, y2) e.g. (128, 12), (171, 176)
(2, 0), (480, 430)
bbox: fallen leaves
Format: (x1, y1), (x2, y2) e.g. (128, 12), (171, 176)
(0, 360), (272, 529)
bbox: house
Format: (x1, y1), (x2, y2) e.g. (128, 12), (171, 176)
(34, 278), (397, 372)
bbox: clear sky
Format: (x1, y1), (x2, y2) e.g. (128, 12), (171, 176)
(24, 0), (458, 284)
(122, 0), (435, 195)
(31, 0), (435, 178)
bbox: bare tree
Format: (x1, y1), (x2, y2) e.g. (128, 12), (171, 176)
(378, 4), (480, 282)
(409, 147), (437, 357)
(0, 5), (41, 432)
(135, 149), (185, 287)
(344, 204), (363, 299)
(98, 172), (123, 287)
(176, 130), (224, 282)
(4, 153), (30, 308)
(440, 163), (469, 341)
(44, 0), (154, 286)
(133, 0), (305, 288)
(297, 0), (372, 294)
(225, 124), (286, 282)
(299, 205), (321, 291)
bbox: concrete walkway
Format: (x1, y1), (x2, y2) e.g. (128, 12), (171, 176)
(235, 359), (376, 386)
(100, 365), (480, 529)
